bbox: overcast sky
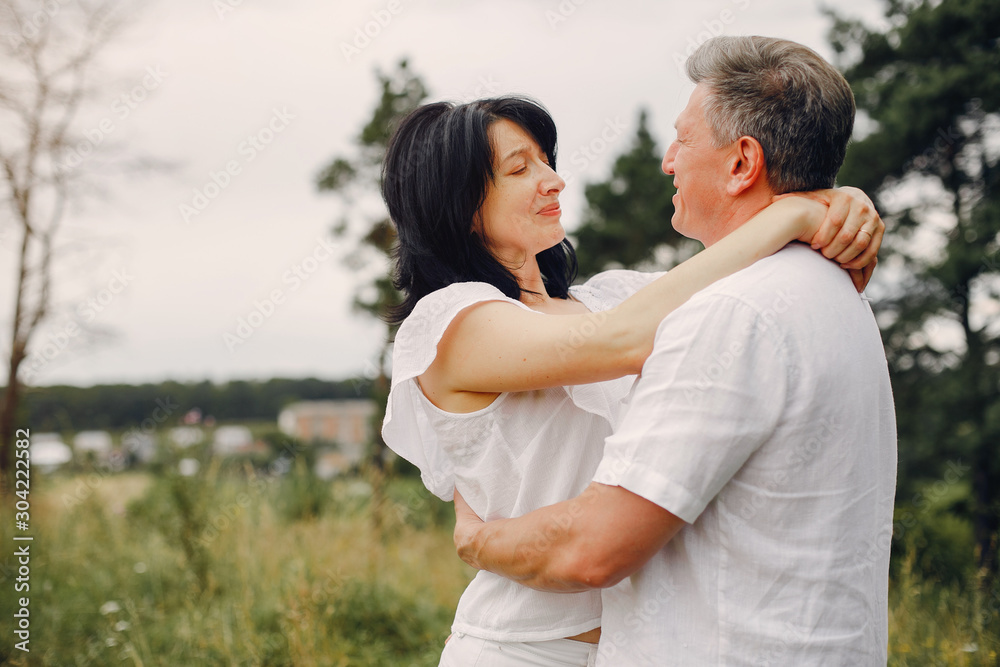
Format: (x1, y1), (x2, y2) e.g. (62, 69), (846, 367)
(0, 0), (889, 388)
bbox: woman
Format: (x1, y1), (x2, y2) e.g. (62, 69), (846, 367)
(380, 96), (880, 667)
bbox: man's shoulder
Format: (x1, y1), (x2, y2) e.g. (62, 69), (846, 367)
(695, 243), (852, 304)
(652, 243), (868, 349)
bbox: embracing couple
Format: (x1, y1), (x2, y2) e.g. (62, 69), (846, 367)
(381, 35), (896, 666)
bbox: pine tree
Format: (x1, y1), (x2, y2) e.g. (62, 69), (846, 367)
(315, 60), (428, 525)
(572, 110), (689, 279)
(828, 0), (1000, 579)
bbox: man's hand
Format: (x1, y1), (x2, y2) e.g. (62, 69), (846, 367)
(452, 483), (685, 592)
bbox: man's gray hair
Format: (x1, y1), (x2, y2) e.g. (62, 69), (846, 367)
(686, 36), (855, 193)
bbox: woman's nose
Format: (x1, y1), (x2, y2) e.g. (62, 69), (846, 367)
(542, 162), (565, 193)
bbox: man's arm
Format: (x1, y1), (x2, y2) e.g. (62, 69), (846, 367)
(454, 482), (685, 592)
(455, 287), (789, 592)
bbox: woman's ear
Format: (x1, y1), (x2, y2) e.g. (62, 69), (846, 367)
(726, 136), (766, 196)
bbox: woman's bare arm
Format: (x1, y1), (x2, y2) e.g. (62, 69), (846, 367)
(421, 190), (881, 404)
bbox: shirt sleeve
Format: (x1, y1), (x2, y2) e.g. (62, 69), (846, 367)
(593, 292), (790, 523)
(382, 282), (535, 500)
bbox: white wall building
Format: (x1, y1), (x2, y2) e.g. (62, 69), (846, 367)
(277, 400), (376, 464)
(74, 430), (113, 456)
(212, 425), (254, 455)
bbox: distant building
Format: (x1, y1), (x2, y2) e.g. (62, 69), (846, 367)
(31, 433), (72, 473)
(121, 431), (157, 465)
(277, 400), (376, 464)
(314, 450), (352, 480)
(212, 425), (254, 456)
(168, 426), (204, 449)
(74, 430), (113, 456)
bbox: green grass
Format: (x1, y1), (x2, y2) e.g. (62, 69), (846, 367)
(0, 470), (469, 666)
(887, 547), (999, 666)
(0, 470), (996, 665)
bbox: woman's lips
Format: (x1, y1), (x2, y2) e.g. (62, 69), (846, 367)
(538, 203), (561, 216)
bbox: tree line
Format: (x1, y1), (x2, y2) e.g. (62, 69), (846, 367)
(5, 377), (367, 433)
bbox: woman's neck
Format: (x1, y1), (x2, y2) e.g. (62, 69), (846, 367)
(495, 250), (575, 310)
(508, 258), (552, 306)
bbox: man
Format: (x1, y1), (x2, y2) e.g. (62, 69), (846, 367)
(454, 36), (897, 665)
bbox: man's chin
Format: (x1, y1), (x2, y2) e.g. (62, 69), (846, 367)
(670, 217), (706, 246)
(670, 214), (690, 237)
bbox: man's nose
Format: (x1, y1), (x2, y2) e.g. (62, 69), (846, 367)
(662, 142), (678, 175)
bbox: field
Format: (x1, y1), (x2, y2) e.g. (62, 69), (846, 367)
(0, 469), (997, 666)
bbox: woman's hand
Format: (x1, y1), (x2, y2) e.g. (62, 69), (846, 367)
(776, 187), (884, 291)
(453, 490), (486, 570)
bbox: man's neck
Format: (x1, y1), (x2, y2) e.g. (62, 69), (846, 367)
(701, 192), (774, 248)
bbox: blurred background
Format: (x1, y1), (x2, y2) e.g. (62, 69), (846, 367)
(0, 0), (997, 664)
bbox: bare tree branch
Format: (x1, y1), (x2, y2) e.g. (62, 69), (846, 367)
(0, 0), (141, 489)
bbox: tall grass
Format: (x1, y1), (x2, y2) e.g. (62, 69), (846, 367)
(1, 469), (996, 665)
(0, 470), (469, 666)
(887, 546), (999, 666)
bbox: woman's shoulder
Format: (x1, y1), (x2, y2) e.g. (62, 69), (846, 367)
(398, 282), (531, 341)
(391, 282), (532, 381)
(410, 281), (516, 317)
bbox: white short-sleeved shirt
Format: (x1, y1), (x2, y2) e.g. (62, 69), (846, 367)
(383, 270), (661, 642)
(593, 245), (897, 666)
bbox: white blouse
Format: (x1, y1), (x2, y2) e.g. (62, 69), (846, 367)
(383, 270), (660, 642)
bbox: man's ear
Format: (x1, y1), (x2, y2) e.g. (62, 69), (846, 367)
(726, 136), (766, 196)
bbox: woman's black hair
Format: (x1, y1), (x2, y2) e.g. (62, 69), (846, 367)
(381, 96), (578, 325)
